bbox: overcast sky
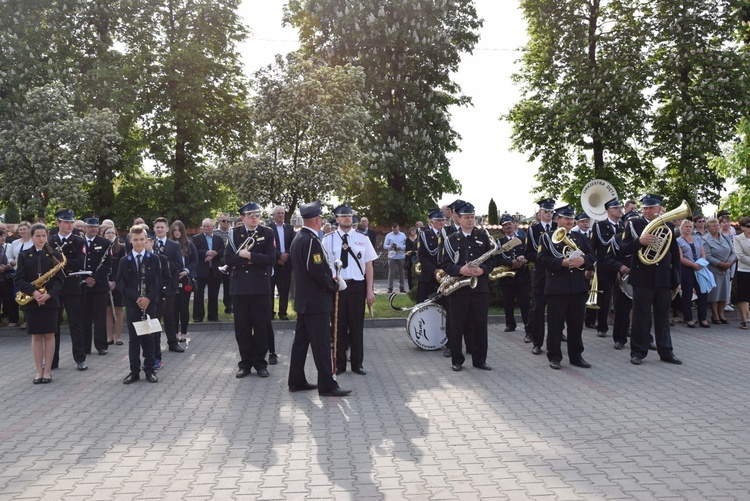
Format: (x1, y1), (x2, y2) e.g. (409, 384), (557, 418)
(236, 1), (551, 219)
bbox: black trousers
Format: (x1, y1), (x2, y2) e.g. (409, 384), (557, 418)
(194, 275), (221, 321)
(334, 280), (366, 372)
(267, 317), (276, 354)
(125, 301), (156, 374)
(612, 283), (632, 346)
(680, 267), (708, 323)
(546, 292), (586, 363)
(222, 274), (232, 311)
(448, 292), (488, 367)
(288, 312), (338, 393)
(174, 288), (190, 335)
(54, 294), (85, 366)
(595, 272), (617, 333)
(232, 294), (270, 370)
(530, 286), (547, 347)
(630, 285), (673, 359)
(82, 289), (109, 353)
(0, 280), (19, 323)
(499, 279), (530, 332)
(272, 264), (292, 317)
(417, 280), (438, 304)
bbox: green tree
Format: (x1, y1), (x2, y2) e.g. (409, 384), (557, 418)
(226, 53), (367, 220)
(3, 203), (20, 224)
(0, 84), (121, 219)
(648, 0), (750, 209)
(710, 118), (750, 219)
(118, 0), (250, 227)
(508, 0), (653, 204)
(286, 0), (482, 225)
(487, 198), (499, 225)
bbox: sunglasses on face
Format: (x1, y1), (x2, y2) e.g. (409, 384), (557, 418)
(220, 220), (229, 223)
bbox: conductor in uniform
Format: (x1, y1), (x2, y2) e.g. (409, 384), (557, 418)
(622, 194), (683, 365)
(537, 205), (596, 370)
(287, 201), (351, 397)
(322, 203), (376, 375)
(224, 202), (277, 378)
(416, 208), (446, 303)
(440, 202), (493, 372)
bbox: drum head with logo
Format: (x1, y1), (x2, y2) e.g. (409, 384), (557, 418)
(406, 303), (447, 350)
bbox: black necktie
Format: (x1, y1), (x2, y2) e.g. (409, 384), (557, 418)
(341, 234), (349, 268)
(136, 254), (142, 281)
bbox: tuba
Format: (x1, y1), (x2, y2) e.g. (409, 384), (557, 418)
(16, 252), (67, 306)
(637, 200), (692, 265)
(581, 179), (618, 221)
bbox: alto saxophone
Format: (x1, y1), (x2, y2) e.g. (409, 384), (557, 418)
(16, 253), (67, 306)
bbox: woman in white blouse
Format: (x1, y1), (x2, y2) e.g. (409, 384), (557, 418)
(733, 217), (750, 329)
(6, 221), (33, 329)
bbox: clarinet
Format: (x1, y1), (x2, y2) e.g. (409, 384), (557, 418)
(139, 257), (147, 320)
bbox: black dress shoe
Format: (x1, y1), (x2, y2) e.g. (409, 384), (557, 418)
(443, 348), (452, 358)
(630, 356), (642, 365)
(549, 361), (561, 370)
(585, 322), (596, 329)
(207, 317), (219, 322)
(76, 362), (88, 371)
(504, 326), (516, 332)
(614, 342), (624, 350)
(33, 377), (43, 385)
(169, 344), (185, 353)
(596, 331), (606, 338)
(41, 377), (52, 384)
(279, 314), (289, 321)
(123, 373), (140, 384)
(451, 364), (462, 372)
(225, 308), (233, 314)
(289, 382), (318, 392)
(353, 367), (367, 375)
(660, 355), (683, 365)
(335, 368), (346, 375)
(269, 353), (278, 365)
(98, 349), (107, 356)
(523, 335), (532, 343)
(115, 341), (124, 346)
(531, 346), (542, 355)
(145, 371), (158, 383)
(474, 363), (492, 370)
(570, 358), (592, 368)
(235, 368), (252, 378)
(193, 319), (203, 323)
(561, 334), (567, 342)
(319, 387), (351, 397)
(108, 340), (115, 345)
(256, 368), (270, 377)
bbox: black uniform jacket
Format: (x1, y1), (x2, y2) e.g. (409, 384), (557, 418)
(525, 221), (557, 289)
(417, 227), (443, 284)
(83, 235), (112, 293)
(224, 225), (276, 295)
(621, 218), (680, 289)
(48, 233), (85, 296)
(115, 252), (162, 306)
(592, 220), (620, 271)
(155, 239), (182, 296)
(290, 227), (337, 314)
(602, 232), (630, 275)
(495, 234), (531, 284)
(192, 233), (225, 279)
(14, 247), (65, 311)
(537, 230), (596, 295)
(439, 227), (495, 295)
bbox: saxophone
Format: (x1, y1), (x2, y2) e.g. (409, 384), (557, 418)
(16, 252), (67, 306)
(438, 234), (522, 296)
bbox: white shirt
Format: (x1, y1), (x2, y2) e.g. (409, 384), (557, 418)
(275, 223), (286, 253)
(322, 228), (377, 281)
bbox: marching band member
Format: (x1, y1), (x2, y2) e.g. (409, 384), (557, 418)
(80, 217), (112, 356)
(440, 202), (493, 372)
(322, 203), (377, 375)
(537, 205), (596, 370)
(287, 201), (351, 397)
(495, 214), (531, 335)
(526, 198), (556, 353)
(224, 202), (276, 378)
(622, 194), (683, 365)
(116, 224), (161, 384)
(573, 212), (597, 330)
(416, 208), (445, 303)
(49, 208), (88, 371)
(603, 209), (639, 350)
(590, 198), (624, 336)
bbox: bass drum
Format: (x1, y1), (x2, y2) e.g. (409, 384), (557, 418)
(406, 303), (447, 350)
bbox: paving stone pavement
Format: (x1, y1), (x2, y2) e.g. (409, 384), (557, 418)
(1, 317), (750, 500)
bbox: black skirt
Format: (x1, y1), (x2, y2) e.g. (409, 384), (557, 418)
(111, 289), (123, 307)
(26, 307), (59, 335)
(736, 271), (750, 303)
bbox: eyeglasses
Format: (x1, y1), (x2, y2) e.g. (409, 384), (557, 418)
(744, 224), (750, 229)
(220, 219), (229, 223)
(244, 213), (260, 218)
(696, 220), (705, 223)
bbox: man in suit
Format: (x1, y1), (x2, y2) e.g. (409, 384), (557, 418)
(287, 201), (351, 397)
(49, 208), (88, 371)
(590, 198), (624, 336)
(270, 206), (295, 321)
(622, 194), (683, 366)
(358, 217), (378, 250)
(213, 213), (233, 314)
(116, 224), (161, 384)
(152, 217), (185, 353)
(80, 217), (112, 356)
(192, 218), (225, 323)
(224, 202), (277, 378)
(526, 198), (557, 353)
(537, 205), (597, 370)
(495, 214), (531, 335)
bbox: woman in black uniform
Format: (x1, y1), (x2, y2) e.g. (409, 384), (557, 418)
(14, 223), (64, 384)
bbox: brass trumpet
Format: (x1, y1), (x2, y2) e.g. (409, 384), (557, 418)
(637, 200), (692, 265)
(585, 264), (600, 309)
(550, 227), (585, 269)
(218, 235), (257, 274)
